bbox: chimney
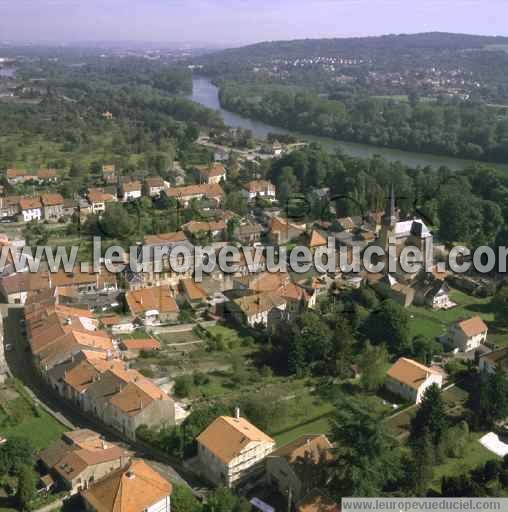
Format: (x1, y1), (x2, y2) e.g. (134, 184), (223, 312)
(235, 407), (240, 420)
(101, 439), (108, 450)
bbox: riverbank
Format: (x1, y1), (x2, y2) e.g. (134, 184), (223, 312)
(190, 77), (508, 172)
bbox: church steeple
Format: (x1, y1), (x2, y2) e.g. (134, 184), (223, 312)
(382, 185), (396, 228)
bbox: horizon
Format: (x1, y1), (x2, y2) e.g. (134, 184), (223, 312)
(1, 0), (507, 47)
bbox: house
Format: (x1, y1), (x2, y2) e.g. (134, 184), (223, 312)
(126, 232), (194, 291)
(197, 410), (275, 487)
(81, 459), (172, 512)
(41, 193), (65, 221)
(385, 357), (443, 404)
(102, 164), (116, 184)
(19, 197), (42, 222)
(266, 435), (333, 504)
(144, 176), (167, 197)
(337, 216), (363, 232)
(229, 292), (287, 328)
(63, 198), (78, 218)
(373, 274), (415, 308)
(0, 196), (21, 219)
(242, 180), (276, 202)
(194, 163), (226, 184)
(101, 111), (114, 120)
(119, 338), (161, 355)
(0, 272), (49, 304)
(269, 217), (306, 245)
(308, 230), (328, 252)
(264, 140), (283, 157)
(448, 316), (488, 352)
(416, 278), (452, 310)
(125, 286), (179, 325)
(214, 149), (229, 162)
(120, 181), (142, 202)
(166, 183), (224, 207)
(180, 279), (208, 307)
(479, 348), (508, 374)
(6, 168), (29, 185)
(38, 429), (131, 494)
(182, 220), (226, 241)
(238, 272), (316, 317)
(103, 378), (176, 440)
(50, 267), (118, 295)
(234, 222), (263, 244)
(87, 189), (117, 215)
(36, 169), (58, 183)
(223, 247), (265, 278)
(297, 489), (340, 512)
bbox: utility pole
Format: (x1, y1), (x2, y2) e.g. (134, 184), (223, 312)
(287, 487), (292, 512)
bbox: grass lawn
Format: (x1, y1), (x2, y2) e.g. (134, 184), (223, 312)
(273, 408), (334, 446)
(430, 433), (499, 492)
(407, 288), (501, 340)
(205, 325), (242, 344)
(0, 382), (67, 450)
(0, 406), (67, 450)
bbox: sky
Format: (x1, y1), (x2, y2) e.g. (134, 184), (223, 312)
(1, 0), (508, 47)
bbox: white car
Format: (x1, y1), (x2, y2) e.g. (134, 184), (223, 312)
(4, 344), (13, 352)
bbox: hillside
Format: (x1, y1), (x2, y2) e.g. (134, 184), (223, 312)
(199, 32), (508, 63)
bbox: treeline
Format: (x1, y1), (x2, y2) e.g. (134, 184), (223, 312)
(219, 82), (508, 162)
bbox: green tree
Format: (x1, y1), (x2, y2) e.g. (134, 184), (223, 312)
(173, 375), (193, 398)
(493, 285), (508, 326)
(99, 203), (136, 239)
(171, 485), (203, 512)
(358, 341), (389, 392)
(408, 429), (435, 495)
(0, 436), (35, 474)
(240, 390), (288, 432)
(410, 384), (448, 449)
(412, 335), (443, 365)
(16, 465), (36, 511)
(204, 486), (250, 512)
(329, 395), (401, 497)
(469, 368), (508, 429)
(362, 300), (411, 355)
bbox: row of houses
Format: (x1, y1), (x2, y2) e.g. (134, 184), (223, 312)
(0, 193), (72, 222)
(39, 429), (173, 511)
(23, 287), (177, 441)
(6, 167), (59, 185)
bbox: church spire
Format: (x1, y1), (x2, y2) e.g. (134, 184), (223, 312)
(382, 185), (396, 227)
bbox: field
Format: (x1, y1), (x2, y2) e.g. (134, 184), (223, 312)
(0, 380), (67, 450)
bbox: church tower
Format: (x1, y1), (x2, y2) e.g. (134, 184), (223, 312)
(379, 185), (396, 253)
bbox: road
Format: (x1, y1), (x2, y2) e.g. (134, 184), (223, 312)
(2, 306), (208, 496)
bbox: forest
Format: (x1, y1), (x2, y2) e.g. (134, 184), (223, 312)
(219, 82), (508, 162)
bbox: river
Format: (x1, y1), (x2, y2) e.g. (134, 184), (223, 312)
(190, 77), (508, 171)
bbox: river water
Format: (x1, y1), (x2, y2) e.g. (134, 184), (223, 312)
(190, 77), (508, 171)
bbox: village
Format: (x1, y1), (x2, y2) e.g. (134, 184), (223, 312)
(0, 124), (507, 512)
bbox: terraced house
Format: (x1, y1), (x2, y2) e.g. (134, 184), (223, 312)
(24, 287), (176, 440)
